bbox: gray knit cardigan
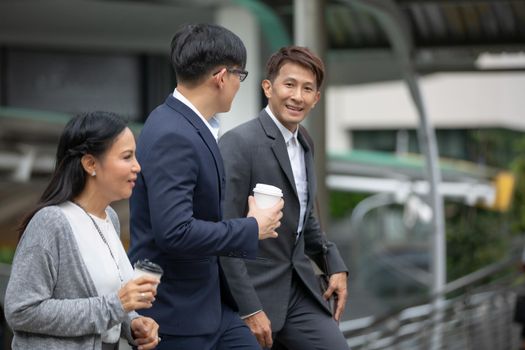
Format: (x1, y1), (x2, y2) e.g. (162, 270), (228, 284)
(4, 205), (138, 350)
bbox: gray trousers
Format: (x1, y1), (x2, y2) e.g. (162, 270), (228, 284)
(270, 272), (350, 350)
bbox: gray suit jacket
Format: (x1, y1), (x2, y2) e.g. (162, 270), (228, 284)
(219, 110), (348, 332)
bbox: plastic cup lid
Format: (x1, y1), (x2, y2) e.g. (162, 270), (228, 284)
(134, 259), (163, 274)
(253, 183), (283, 197)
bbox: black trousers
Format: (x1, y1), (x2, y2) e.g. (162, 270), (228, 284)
(154, 304), (259, 350)
(101, 342), (118, 350)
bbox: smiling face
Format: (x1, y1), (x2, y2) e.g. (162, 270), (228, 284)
(92, 127), (141, 202)
(262, 62), (320, 132)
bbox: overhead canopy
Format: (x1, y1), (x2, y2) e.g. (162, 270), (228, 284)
(1, 0), (523, 82)
(262, 0), (525, 84)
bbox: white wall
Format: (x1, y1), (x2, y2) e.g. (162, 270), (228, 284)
(216, 6), (261, 135)
(327, 72), (525, 151)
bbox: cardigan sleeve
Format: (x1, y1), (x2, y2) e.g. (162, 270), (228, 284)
(107, 206), (121, 235)
(121, 311), (141, 345)
(4, 207), (128, 337)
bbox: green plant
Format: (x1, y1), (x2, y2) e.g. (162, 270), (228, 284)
(0, 246), (15, 264)
(446, 203), (508, 281)
(510, 137), (525, 234)
(329, 191), (368, 219)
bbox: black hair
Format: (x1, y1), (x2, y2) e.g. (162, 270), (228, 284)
(266, 46), (325, 89)
(19, 111), (127, 235)
(170, 23), (247, 84)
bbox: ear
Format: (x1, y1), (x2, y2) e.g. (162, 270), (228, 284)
(80, 154), (97, 176)
(312, 90), (321, 108)
(261, 80), (272, 99)
(213, 68), (227, 89)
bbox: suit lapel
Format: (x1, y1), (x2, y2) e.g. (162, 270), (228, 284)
(166, 95), (225, 201)
(258, 111), (298, 198)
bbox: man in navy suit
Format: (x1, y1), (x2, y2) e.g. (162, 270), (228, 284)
(128, 23), (283, 350)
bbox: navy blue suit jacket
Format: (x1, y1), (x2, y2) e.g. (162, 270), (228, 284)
(128, 94), (259, 336)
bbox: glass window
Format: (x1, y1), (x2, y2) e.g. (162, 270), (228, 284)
(6, 49), (142, 120)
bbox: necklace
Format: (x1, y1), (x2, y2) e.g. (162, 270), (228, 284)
(74, 202), (124, 284)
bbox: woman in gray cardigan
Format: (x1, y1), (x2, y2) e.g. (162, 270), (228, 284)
(5, 112), (160, 350)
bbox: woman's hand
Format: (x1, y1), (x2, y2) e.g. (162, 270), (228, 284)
(118, 276), (159, 313)
(131, 316), (160, 350)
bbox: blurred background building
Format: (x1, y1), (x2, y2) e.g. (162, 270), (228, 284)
(1, 0), (525, 348)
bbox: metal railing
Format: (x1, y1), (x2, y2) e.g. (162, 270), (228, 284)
(340, 253), (523, 349)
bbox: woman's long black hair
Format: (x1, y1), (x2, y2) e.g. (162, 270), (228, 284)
(19, 111), (127, 235)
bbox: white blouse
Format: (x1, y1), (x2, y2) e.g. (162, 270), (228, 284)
(60, 201), (134, 344)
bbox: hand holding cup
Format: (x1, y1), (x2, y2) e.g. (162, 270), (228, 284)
(133, 259), (163, 292)
(118, 275), (158, 313)
(118, 259), (163, 312)
(248, 184), (284, 240)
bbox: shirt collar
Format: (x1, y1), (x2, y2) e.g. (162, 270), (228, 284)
(265, 105), (298, 144)
(173, 88), (220, 141)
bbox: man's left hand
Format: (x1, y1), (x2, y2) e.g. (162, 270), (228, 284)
(131, 316), (160, 350)
(322, 272), (348, 322)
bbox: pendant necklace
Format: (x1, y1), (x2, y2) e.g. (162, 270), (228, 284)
(75, 202), (124, 284)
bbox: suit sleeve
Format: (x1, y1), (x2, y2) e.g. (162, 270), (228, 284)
(219, 130), (264, 316)
(142, 131), (258, 257)
(303, 204), (348, 275)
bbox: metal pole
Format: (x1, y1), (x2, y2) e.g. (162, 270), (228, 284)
(339, 1), (446, 348)
(404, 70), (445, 350)
(293, 0), (329, 228)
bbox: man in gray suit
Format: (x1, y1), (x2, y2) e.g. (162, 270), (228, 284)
(219, 46), (349, 350)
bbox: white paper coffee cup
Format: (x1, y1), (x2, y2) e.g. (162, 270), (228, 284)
(133, 259), (163, 282)
(253, 183), (283, 209)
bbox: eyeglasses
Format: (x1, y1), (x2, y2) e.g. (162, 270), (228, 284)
(213, 67), (249, 82)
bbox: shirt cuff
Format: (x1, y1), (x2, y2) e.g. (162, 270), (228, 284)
(240, 310), (262, 319)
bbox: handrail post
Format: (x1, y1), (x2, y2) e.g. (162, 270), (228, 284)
(338, 1), (446, 348)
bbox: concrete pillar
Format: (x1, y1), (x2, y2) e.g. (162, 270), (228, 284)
(216, 5), (261, 135)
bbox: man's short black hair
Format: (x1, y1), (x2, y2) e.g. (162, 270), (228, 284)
(170, 23), (247, 84)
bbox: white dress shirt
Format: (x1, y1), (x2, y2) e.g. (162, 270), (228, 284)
(265, 106), (308, 234)
(173, 88), (220, 142)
